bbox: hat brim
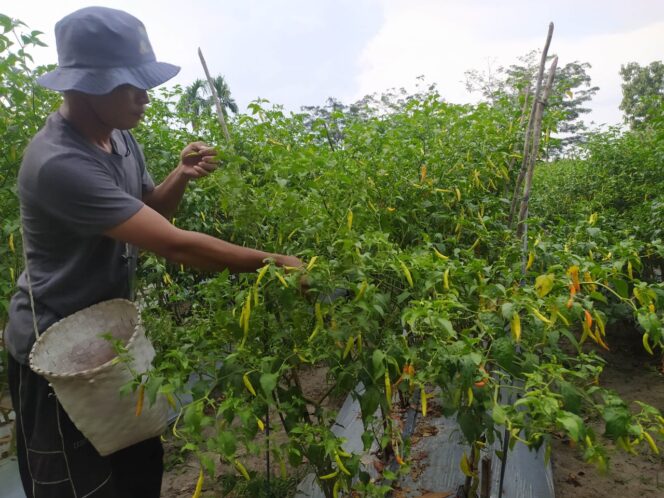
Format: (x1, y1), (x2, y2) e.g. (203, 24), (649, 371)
(36, 61), (180, 95)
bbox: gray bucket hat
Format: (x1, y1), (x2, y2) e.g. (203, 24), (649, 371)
(37, 6), (180, 94)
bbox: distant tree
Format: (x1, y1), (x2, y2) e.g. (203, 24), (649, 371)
(619, 61), (664, 128)
(466, 51), (599, 155)
(178, 75), (238, 129)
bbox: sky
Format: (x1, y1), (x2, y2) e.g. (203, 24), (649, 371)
(5, 0), (664, 127)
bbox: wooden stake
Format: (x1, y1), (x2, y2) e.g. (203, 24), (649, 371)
(480, 456), (492, 498)
(197, 47), (231, 143)
(516, 56), (559, 240)
(508, 22), (554, 225)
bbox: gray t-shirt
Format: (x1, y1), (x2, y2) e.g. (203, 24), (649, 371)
(4, 111), (155, 364)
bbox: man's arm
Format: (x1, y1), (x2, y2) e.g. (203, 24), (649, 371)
(143, 142), (217, 219)
(104, 205), (301, 272)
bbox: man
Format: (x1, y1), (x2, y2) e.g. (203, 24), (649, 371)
(3, 6), (302, 498)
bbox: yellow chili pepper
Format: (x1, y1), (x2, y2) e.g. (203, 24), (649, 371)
(308, 325), (320, 342)
(306, 256), (318, 271)
(443, 268), (450, 290)
(467, 387), (474, 406)
(526, 251), (535, 270)
(460, 451), (473, 477)
(530, 307), (552, 325)
(594, 311), (605, 337)
(510, 312), (521, 343)
(192, 468), (204, 498)
(567, 266), (580, 292)
(433, 247), (449, 260)
(320, 470), (339, 480)
(256, 264), (270, 286)
(399, 261), (414, 288)
(385, 371), (392, 411)
(334, 452), (352, 476)
(256, 417), (265, 431)
(235, 460), (251, 480)
(332, 479), (341, 498)
(342, 336), (354, 359)
(243, 373), (257, 396)
(421, 385), (427, 417)
(347, 210), (353, 230)
(643, 431), (659, 455)
(8, 233), (15, 254)
(627, 260), (633, 279)
(642, 333), (654, 355)
(275, 272), (289, 288)
(583, 271), (597, 291)
(455, 187), (462, 202)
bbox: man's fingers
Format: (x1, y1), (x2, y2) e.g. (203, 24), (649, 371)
(197, 146), (217, 157)
(192, 165), (210, 177)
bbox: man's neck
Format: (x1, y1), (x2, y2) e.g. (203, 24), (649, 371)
(60, 96), (114, 153)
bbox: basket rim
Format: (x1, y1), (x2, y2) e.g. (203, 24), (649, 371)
(29, 298), (144, 379)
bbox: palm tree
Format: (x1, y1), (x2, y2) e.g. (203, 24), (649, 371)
(178, 75), (238, 130)
(209, 75), (239, 116)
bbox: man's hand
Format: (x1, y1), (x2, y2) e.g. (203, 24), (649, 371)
(179, 142), (218, 180)
(272, 254), (304, 270)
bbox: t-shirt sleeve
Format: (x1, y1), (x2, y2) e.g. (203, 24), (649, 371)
(36, 154), (145, 236)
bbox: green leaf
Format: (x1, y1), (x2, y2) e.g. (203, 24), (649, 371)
(637, 311), (661, 334)
(556, 411), (584, 442)
(559, 381), (582, 414)
(610, 278), (629, 299)
(259, 373), (278, 398)
(501, 302), (514, 320)
(589, 291), (608, 304)
(216, 431), (237, 458)
(371, 350), (386, 381)
(359, 385), (381, 421)
(492, 404), (507, 425)
(603, 405), (630, 439)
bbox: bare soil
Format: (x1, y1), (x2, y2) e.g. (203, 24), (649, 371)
(551, 325), (664, 498)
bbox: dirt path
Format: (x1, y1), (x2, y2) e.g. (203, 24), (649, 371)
(551, 325), (664, 498)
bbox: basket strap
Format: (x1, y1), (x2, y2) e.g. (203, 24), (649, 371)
(20, 226), (40, 340)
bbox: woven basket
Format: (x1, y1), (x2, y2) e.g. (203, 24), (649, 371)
(29, 299), (167, 456)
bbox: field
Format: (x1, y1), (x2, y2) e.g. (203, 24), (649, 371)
(1, 14), (663, 498)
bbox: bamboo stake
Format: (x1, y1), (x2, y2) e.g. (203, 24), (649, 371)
(508, 22), (554, 225)
(480, 456), (492, 498)
(197, 47), (231, 143)
(516, 56), (559, 240)
(504, 86), (531, 197)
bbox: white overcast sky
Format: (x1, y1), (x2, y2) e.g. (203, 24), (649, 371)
(5, 0), (664, 126)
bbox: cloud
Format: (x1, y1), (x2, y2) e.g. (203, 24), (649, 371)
(355, 0), (664, 126)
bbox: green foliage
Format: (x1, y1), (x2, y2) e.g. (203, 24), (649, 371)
(619, 61), (664, 128)
(0, 14), (60, 323)
(176, 74), (238, 130)
(1, 14), (663, 497)
(466, 51), (599, 153)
